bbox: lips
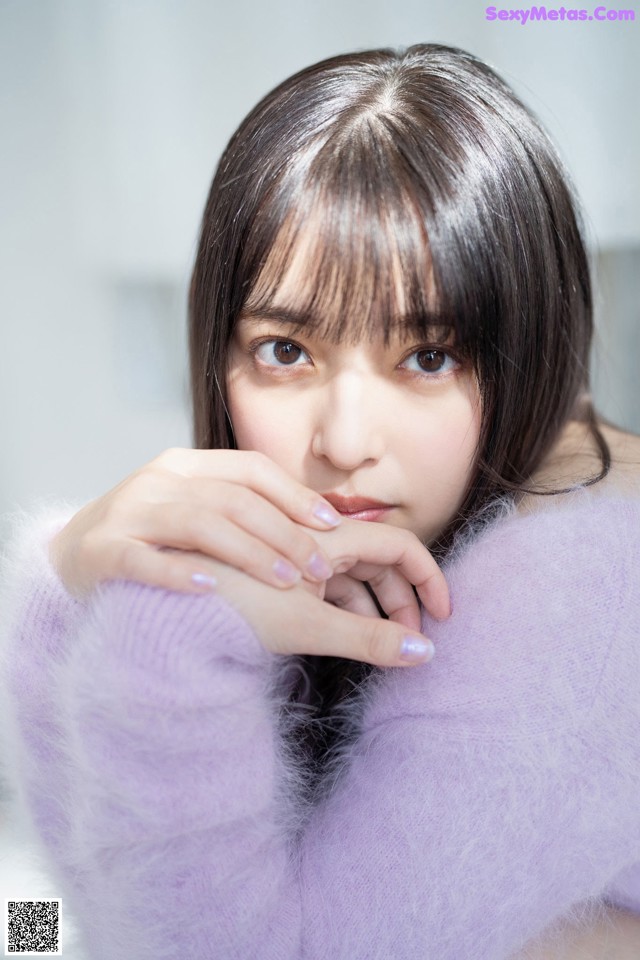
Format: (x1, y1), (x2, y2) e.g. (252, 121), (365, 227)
(321, 493), (395, 521)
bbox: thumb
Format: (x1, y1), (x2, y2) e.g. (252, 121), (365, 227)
(314, 599), (436, 669)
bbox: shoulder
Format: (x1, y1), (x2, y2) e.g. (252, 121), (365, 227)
(520, 419), (640, 509)
(0, 499), (87, 654)
(443, 484), (640, 641)
(392, 487), (640, 740)
(447, 483), (640, 583)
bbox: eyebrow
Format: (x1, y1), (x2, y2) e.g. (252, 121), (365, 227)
(238, 306), (450, 338)
(238, 307), (312, 328)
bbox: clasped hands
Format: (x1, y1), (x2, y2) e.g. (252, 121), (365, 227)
(49, 449), (449, 668)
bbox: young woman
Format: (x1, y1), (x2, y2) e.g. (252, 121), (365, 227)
(1, 43), (640, 959)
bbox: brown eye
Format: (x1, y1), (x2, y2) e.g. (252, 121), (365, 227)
(253, 339), (309, 368)
(416, 350), (446, 372)
(400, 348), (458, 377)
(273, 341), (302, 364)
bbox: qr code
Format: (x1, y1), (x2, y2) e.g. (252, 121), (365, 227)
(5, 900), (61, 955)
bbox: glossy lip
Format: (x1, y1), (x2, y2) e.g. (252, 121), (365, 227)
(321, 493), (395, 521)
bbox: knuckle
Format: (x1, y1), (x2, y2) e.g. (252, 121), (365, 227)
(84, 533), (126, 581)
(387, 523), (416, 544)
(176, 506), (207, 545)
(121, 469), (153, 496)
(153, 446), (183, 466)
(99, 491), (136, 528)
(297, 528), (323, 558)
(364, 624), (391, 664)
(394, 526), (420, 553)
(148, 447), (194, 479)
(115, 540), (140, 581)
(222, 483), (253, 519)
(74, 529), (99, 573)
(105, 470), (164, 520)
(245, 449), (270, 477)
(366, 567), (391, 589)
(134, 469), (186, 516)
(157, 554), (190, 592)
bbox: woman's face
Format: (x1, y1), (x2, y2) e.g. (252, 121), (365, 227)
(226, 243), (482, 545)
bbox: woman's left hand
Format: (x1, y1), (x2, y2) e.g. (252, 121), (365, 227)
(310, 517), (444, 634)
(160, 516), (448, 668)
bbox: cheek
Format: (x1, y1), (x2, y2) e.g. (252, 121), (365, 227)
(407, 391), (481, 541)
(452, 406), (482, 486)
(227, 382), (306, 465)
(409, 383), (482, 506)
(449, 400), (482, 471)
(412, 426), (477, 493)
(418, 384), (481, 469)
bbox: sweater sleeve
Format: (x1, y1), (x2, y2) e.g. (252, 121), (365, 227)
(0, 545), (303, 958)
(1, 493), (639, 960)
(0, 501), (87, 816)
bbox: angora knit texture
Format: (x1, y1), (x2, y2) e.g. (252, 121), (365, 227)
(0, 487), (639, 960)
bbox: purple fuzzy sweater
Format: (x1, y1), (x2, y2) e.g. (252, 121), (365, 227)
(1, 488), (639, 959)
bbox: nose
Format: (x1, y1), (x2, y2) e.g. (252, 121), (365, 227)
(310, 370), (386, 471)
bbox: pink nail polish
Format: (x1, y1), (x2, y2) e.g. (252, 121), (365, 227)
(313, 503), (342, 527)
(399, 637), (435, 662)
(306, 552), (333, 580)
(273, 559), (301, 583)
(191, 572), (217, 589)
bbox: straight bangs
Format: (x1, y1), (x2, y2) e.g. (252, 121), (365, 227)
(234, 120), (477, 359)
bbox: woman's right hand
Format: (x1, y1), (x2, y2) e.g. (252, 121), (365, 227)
(49, 447), (344, 601)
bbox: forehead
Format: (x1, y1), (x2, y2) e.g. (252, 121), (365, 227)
(239, 195), (443, 345)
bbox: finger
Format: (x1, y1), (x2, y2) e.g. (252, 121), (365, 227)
(317, 520), (451, 621)
(207, 482), (335, 583)
(103, 507), (315, 591)
(150, 551), (435, 668)
(96, 540), (221, 595)
(153, 448), (343, 531)
(324, 575), (382, 620)
(302, 592), (436, 669)
(347, 563), (423, 633)
(138, 484), (335, 585)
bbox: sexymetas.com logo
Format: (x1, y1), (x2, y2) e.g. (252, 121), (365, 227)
(486, 5), (635, 21)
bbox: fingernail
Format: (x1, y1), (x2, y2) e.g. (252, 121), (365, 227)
(273, 559), (301, 583)
(399, 636), (435, 662)
(306, 552), (333, 580)
(313, 503), (342, 527)
(191, 572), (217, 589)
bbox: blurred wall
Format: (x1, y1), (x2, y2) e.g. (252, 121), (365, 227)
(1, 0), (638, 540)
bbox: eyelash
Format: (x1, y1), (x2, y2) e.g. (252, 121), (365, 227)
(247, 337), (462, 381)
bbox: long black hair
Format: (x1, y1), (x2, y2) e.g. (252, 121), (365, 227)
(188, 43), (610, 778)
